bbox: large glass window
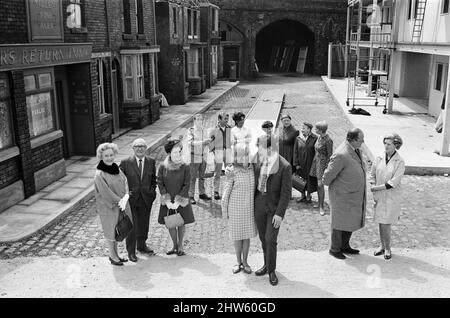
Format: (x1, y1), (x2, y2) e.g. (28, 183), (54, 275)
(66, 0), (85, 29)
(172, 6), (178, 36)
(0, 74), (14, 150)
(211, 45), (218, 77)
(136, 0), (144, 34)
(187, 49), (199, 78)
(24, 70), (56, 138)
(122, 54), (145, 102)
(193, 10), (198, 38)
(187, 9), (192, 38)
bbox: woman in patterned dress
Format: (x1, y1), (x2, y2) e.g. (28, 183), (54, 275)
(310, 121), (333, 216)
(221, 143), (257, 274)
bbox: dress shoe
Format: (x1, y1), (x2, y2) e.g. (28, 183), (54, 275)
(190, 197), (196, 205)
(374, 248), (385, 256)
(269, 272), (278, 286)
(128, 253), (138, 262)
(341, 247), (360, 255)
(199, 193), (212, 201)
(109, 257), (123, 266)
(118, 257), (128, 263)
(214, 192), (221, 200)
(384, 249), (392, 260)
(255, 265), (268, 276)
(329, 250), (346, 259)
(137, 246), (155, 255)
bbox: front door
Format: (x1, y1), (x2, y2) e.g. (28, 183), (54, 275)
(54, 67), (73, 158)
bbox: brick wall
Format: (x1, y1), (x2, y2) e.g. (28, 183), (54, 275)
(32, 139), (64, 172)
(0, 0), (28, 44)
(0, 157), (21, 189)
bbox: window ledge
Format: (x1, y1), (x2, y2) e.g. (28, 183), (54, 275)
(70, 27), (88, 34)
(123, 98), (150, 108)
(187, 77), (201, 82)
(99, 113), (113, 124)
(30, 130), (64, 149)
(123, 34), (135, 40)
(137, 34), (146, 40)
(0, 146), (20, 163)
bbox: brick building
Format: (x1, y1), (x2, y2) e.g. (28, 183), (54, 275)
(156, 0), (210, 105)
(200, 1), (220, 88)
(0, 0), (160, 212)
(210, 0), (347, 79)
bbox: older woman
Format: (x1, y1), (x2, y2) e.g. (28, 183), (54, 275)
(370, 133), (405, 260)
(222, 143), (257, 274)
(157, 139), (195, 256)
(293, 122), (318, 203)
(278, 114), (299, 168)
(310, 121), (333, 216)
(94, 143), (132, 266)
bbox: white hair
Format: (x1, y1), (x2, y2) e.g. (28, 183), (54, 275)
(132, 138), (147, 147)
(96, 143), (119, 160)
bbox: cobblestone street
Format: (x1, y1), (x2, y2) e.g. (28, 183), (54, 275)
(1, 75), (450, 260)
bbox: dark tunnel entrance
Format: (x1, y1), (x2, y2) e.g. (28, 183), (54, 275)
(255, 20), (315, 74)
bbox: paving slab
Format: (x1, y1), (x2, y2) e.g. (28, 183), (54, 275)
(322, 76), (450, 175)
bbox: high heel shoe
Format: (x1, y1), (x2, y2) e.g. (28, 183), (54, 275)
(384, 249), (392, 260)
(109, 257), (124, 266)
(374, 248), (385, 256)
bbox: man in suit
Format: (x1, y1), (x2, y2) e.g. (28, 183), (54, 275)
(253, 134), (292, 286)
(208, 112), (231, 200)
(322, 128), (367, 260)
(119, 138), (157, 262)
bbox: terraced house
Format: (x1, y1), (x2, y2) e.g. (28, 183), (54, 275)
(0, 0), (161, 213)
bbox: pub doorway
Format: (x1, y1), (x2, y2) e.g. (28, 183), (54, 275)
(54, 66), (74, 159)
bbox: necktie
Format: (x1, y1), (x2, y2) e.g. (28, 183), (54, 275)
(355, 148), (362, 161)
(259, 161), (269, 193)
(138, 159), (143, 179)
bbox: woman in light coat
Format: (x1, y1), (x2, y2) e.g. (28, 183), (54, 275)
(94, 143), (132, 266)
(370, 133), (405, 260)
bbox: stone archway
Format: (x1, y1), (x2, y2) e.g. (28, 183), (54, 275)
(255, 19), (315, 74)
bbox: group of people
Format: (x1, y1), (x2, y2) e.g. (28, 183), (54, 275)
(93, 110), (406, 286)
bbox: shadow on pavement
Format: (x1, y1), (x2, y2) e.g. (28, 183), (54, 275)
(244, 272), (337, 298)
(344, 253), (450, 284)
(112, 253), (221, 292)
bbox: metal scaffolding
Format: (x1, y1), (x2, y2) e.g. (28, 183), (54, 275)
(346, 0), (395, 114)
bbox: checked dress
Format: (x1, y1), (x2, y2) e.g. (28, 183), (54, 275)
(221, 165), (257, 241)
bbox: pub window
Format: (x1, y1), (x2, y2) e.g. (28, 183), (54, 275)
(435, 63), (445, 91)
(187, 9), (192, 38)
(172, 7), (178, 35)
(122, 54), (145, 102)
(66, 0), (85, 29)
(443, 0), (449, 14)
(0, 73), (14, 150)
(136, 0), (144, 34)
(24, 69), (56, 138)
(96, 59), (106, 114)
(187, 49), (199, 78)
(193, 10), (198, 38)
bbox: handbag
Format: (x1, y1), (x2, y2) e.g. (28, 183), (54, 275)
(292, 173), (307, 193)
(164, 209), (185, 229)
(115, 209), (133, 242)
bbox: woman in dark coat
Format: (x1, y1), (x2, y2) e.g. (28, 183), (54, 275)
(278, 114), (299, 168)
(293, 122), (318, 203)
(157, 139), (195, 256)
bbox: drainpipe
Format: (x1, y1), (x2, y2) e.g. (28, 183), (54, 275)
(387, 0), (399, 114)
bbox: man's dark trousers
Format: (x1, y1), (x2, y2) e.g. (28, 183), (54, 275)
(126, 194), (151, 253)
(255, 191), (280, 272)
(330, 229), (352, 253)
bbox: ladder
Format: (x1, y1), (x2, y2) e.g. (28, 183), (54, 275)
(412, 0), (427, 42)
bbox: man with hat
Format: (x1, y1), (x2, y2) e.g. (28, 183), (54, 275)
(119, 138), (157, 262)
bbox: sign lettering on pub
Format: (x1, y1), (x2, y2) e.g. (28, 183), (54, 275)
(0, 44), (93, 71)
(27, 0), (63, 41)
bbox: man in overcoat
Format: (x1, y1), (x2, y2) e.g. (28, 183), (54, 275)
(119, 138), (157, 262)
(253, 135), (292, 285)
(322, 128), (366, 259)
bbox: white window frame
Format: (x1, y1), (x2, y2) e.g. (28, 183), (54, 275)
(122, 54), (145, 102)
(407, 0), (414, 20)
(67, 0), (84, 29)
(187, 8), (193, 39)
(435, 62), (449, 92)
(213, 9), (219, 32)
(193, 10), (198, 39)
(96, 58), (106, 114)
(187, 49), (199, 78)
